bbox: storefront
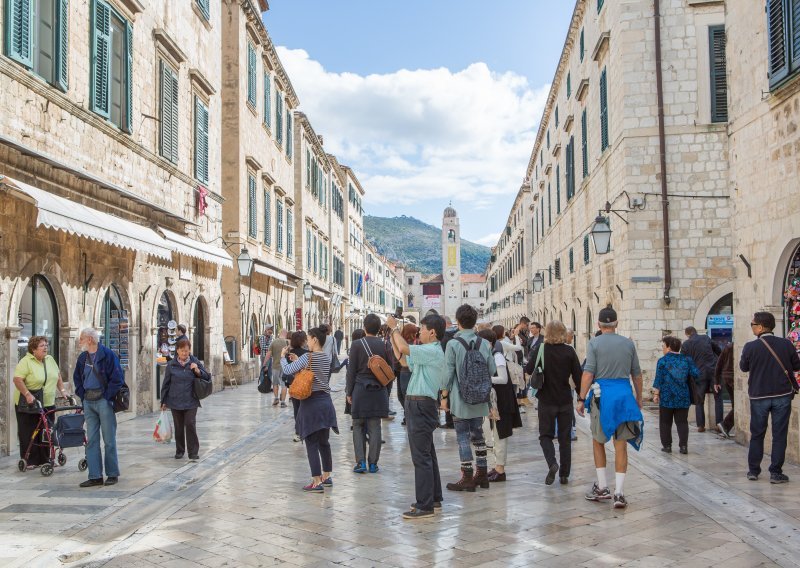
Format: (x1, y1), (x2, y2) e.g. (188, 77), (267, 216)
(784, 244), (800, 353)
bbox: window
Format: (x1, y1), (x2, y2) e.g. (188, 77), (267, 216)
(18, 275), (59, 363)
(313, 234), (318, 273)
(583, 235), (591, 265)
(767, 0), (800, 88)
(286, 110), (293, 159)
(547, 183), (552, 227)
(263, 72), (271, 128)
(5, 0), (69, 90)
(556, 164), (561, 214)
(100, 285), (124, 346)
(600, 67), (609, 151)
(90, 0), (132, 131)
(287, 208), (293, 257)
(247, 173), (257, 238)
(159, 60), (179, 163)
(276, 198), (284, 253)
(709, 26), (728, 122)
(581, 109), (589, 178)
(566, 73), (571, 99)
(580, 28), (585, 62)
(566, 136), (575, 200)
(263, 190), (271, 247)
(275, 89), (283, 148)
(196, 0), (210, 20)
(554, 259), (561, 280)
(598, 0), (604, 12)
(246, 41), (256, 107)
(194, 96), (209, 184)
(306, 228), (312, 269)
(547, 130), (550, 149)
(569, 249), (574, 273)
(555, 106), (559, 128)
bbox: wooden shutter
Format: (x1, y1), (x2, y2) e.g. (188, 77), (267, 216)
(769, 0), (789, 86)
(547, 183), (552, 227)
(556, 165), (561, 214)
(600, 68), (609, 150)
(709, 26), (728, 122)
(598, 0), (604, 12)
(287, 209), (293, 256)
(277, 198), (284, 252)
(275, 90), (283, 145)
(286, 111), (293, 158)
(566, 137), (575, 200)
(194, 96), (209, 183)
(55, 0), (69, 90)
(581, 109), (588, 178)
(264, 190), (271, 246)
(263, 72), (271, 127)
(566, 73), (571, 99)
(792, 0), (800, 67)
(124, 21), (133, 132)
(569, 249), (574, 273)
(247, 42), (256, 106)
(90, 0), (111, 118)
(6, 0), (33, 67)
(580, 28), (584, 62)
(583, 235), (590, 265)
(159, 61), (179, 163)
(248, 175), (257, 238)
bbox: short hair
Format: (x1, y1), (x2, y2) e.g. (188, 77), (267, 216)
(599, 320), (618, 329)
(662, 335), (681, 352)
(455, 304), (478, 329)
(492, 325), (505, 342)
(290, 331), (307, 349)
(753, 311), (776, 331)
(177, 324), (187, 334)
(684, 326), (697, 336)
(176, 337), (191, 350)
(351, 328), (366, 341)
(544, 321), (568, 344)
(364, 314), (381, 335)
(401, 323), (419, 343)
(444, 316), (453, 326)
(477, 328), (496, 346)
(420, 314), (445, 340)
(27, 335), (48, 354)
(531, 321), (542, 330)
(519, 316), (530, 325)
(80, 328), (101, 344)
(307, 327), (327, 347)
(319, 324), (330, 335)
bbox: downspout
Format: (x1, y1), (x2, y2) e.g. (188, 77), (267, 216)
(654, 0), (672, 306)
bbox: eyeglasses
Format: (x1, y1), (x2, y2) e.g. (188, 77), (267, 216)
(750, 322), (759, 326)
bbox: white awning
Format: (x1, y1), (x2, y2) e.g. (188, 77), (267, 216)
(1, 176), (173, 260)
(159, 227), (232, 268)
(312, 290), (331, 302)
(254, 264), (288, 283)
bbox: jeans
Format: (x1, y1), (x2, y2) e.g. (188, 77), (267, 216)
(659, 407), (689, 448)
(454, 416), (486, 468)
(353, 417), (382, 464)
(406, 398), (442, 511)
(83, 398), (119, 479)
(694, 375), (723, 428)
(397, 369), (411, 411)
(171, 408), (199, 457)
(748, 395), (793, 476)
(305, 428), (332, 477)
(722, 382), (735, 433)
(538, 403), (572, 478)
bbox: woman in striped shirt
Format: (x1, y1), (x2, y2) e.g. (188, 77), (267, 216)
(281, 327), (338, 492)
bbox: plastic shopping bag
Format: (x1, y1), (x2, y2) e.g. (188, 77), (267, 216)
(153, 410), (173, 443)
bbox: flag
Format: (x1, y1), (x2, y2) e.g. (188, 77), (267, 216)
(355, 274), (363, 296)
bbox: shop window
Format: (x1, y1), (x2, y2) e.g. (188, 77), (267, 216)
(100, 285), (123, 345)
(18, 275), (59, 363)
(193, 298), (206, 363)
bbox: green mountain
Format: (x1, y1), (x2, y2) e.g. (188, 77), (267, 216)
(363, 215), (491, 274)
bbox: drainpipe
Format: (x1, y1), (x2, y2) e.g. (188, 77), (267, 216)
(654, 0), (672, 306)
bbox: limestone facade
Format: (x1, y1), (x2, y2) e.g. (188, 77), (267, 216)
(726, 0), (800, 462)
(0, 0), (227, 454)
(487, 0), (733, 390)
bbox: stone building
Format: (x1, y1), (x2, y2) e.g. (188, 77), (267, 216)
(220, 0), (299, 377)
(461, 274), (487, 318)
(0, 0), (229, 453)
(343, 166), (366, 338)
(326, 155), (349, 334)
(490, 0), (733, 388)
(727, 0), (800, 462)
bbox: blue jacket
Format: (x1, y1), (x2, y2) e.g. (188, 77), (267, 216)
(653, 352), (699, 409)
(586, 378), (644, 450)
(161, 355), (210, 410)
(73, 344), (125, 403)
(740, 334), (800, 399)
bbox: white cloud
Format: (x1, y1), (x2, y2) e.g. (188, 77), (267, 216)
(277, 47), (549, 208)
(474, 232), (502, 247)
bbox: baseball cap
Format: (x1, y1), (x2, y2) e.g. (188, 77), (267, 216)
(598, 307), (617, 324)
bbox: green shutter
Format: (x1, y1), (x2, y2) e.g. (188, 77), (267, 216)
(581, 109), (588, 178)
(556, 165), (561, 214)
(5, 0), (33, 67)
(547, 183), (552, 227)
(124, 21), (133, 133)
(263, 73), (271, 127)
(247, 42), (256, 106)
(600, 68), (609, 151)
(598, 0), (604, 12)
(555, 106), (559, 128)
(306, 149), (311, 187)
(792, 0), (800, 67)
(264, 190), (271, 246)
(580, 28), (584, 62)
(159, 60), (179, 163)
(709, 26), (728, 123)
(584, 235), (590, 265)
(566, 137), (575, 200)
(566, 73), (571, 99)
(248, 175), (257, 238)
(197, 0), (210, 21)
(277, 198), (284, 252)
(55, 0), (69, 90)
(768, 0), (789, 86)
(286, 111), (292, 159)
(90, 0), (111, 118)
(194, 96), (209, 184)
(287, 209), (293, 256)
(569, 249), (574, 273)
(275, 90), (283, 146)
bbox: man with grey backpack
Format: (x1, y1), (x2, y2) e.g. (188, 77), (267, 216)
(442, 305), (496, 492)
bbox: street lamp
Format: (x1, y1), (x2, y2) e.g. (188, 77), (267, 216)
(303, 281), (313, 328)
(237, 248), (254, 357)
(514, 291), (524, 305)
(590, 215), (613, 255)
(532, 272), (544, 293)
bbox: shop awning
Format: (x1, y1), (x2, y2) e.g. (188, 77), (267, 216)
(254, 263), (288, 283)
(159, 227), (232, 268)
(1, 176), (173, 260)
(312, 290), (331, 302)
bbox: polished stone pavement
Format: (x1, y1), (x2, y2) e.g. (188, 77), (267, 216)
(1, 371), (799, 568)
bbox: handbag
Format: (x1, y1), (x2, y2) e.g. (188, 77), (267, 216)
(193, 364), (213, 400)
(17, 359), (50, 414)
(362, 339), (395, 387)
(530, 344), (545, 390)
(257, 365), (272, 394)
(759, 338), (800, 399)
(288, 353), (315, 400)
(506, 359), (525, 390)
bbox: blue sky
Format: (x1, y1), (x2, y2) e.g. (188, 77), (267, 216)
(265, 1), (575, 246)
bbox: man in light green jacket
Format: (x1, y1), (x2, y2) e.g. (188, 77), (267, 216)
(442, 304), (496, 492)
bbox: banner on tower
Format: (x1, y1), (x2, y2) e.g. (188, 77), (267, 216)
(447, 245), (456, 267)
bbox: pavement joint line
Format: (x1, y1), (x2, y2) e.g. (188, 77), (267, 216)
(575, 413), (800, 568)
(24, 381), (315, 568)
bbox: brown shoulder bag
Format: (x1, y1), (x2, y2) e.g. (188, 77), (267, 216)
(362, 339), (395, 386)
(288, 353), (315, 400)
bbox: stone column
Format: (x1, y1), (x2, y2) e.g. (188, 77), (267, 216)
(2, 325), (22, 456)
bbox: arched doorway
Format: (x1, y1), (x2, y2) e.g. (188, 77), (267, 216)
(249, 314), (258, 359)
(706, 293), (733, 347)
(100, 285), (124, 345)
(155, 291), (175, 402)
(193, 298), (207, 364)
(18, 275), (59, 363)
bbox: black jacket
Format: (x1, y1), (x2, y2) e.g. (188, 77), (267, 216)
(161, 355), (210, 409)
(680, 334), (720, 373)
(525, 343), (582, 406)
(740, 334), (800, 399)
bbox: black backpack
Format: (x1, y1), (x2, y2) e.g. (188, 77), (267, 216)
(454, 337), (492, 404)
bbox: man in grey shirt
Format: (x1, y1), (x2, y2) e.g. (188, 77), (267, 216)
(576, 307), (643, 510)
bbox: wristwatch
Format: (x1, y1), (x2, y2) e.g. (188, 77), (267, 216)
(441, 394), (449, 400)
(577, 396), (585, 402)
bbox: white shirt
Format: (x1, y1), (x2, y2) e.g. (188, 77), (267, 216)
(492, 352), (509, 385)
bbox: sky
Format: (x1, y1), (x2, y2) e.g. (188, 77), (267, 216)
(264, 1), (576, 247)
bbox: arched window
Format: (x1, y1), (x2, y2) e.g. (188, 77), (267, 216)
(193, 299), (206, 363)
(101, 285), (124, 346)
(156, 292), (174, 358)
(18, 275), (59, 362)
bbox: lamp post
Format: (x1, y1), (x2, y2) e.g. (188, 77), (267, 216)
(532, 272), (544, 293)
(237, 247), (254, 355)
(590, 215), (613, 255)
(303, 281), (313, 329)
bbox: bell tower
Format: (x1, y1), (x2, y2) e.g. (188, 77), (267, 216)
(442, 204), (462, 319)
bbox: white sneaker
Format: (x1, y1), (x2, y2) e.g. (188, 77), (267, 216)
(293, 434), (301, 443)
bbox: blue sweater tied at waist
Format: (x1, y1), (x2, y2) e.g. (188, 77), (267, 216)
(586, 378), (644, 450)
